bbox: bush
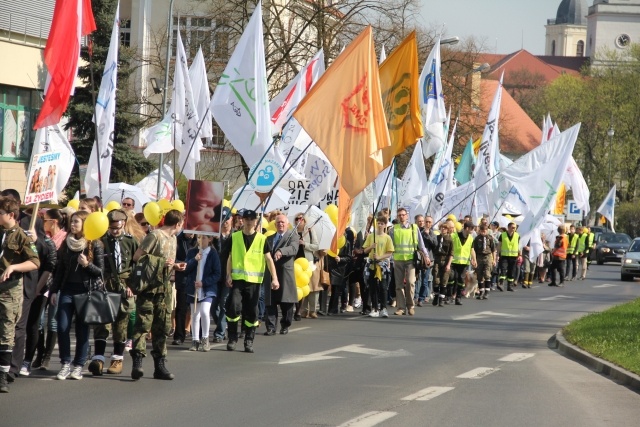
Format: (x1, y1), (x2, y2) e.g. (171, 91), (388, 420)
(615, 202), (640, 238)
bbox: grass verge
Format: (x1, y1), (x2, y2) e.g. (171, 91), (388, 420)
(563, 297), (640, 376)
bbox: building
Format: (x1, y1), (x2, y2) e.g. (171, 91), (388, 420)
(586, 0), (640, 58)
(545, 0), (588, 57)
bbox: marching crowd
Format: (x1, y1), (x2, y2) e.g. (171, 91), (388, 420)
(0, 189), (597, 392)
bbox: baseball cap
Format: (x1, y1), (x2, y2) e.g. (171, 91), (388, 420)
(238, 209), (258, 220)
(107, 209), (128, 223)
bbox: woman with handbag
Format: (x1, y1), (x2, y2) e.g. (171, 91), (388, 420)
(49, 211), (104, 380)
(326, 230), (352, 315)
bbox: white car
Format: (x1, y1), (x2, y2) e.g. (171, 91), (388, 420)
(621, 238), (640, 281)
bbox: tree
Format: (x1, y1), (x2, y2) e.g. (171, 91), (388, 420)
(63, 0), (154, 200)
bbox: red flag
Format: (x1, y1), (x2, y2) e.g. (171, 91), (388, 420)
(34, 0), (96, 129)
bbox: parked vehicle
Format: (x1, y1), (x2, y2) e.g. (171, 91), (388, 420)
(595, 233), (631, 265)
(621, 238), (640, 281)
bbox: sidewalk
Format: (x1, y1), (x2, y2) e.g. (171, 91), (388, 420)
(550, 330), (640, 393)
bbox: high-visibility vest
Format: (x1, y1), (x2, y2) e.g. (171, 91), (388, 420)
(392, 224), (418, 261)
(567, 233), (579, 255)
(587, 232), (595, 248)
(552, 235), (568, 259)
(452, 231), (473, 265)
(230, 231), (267, 284)
(577, 233), (587, 253)
(500, 232), (519, 257)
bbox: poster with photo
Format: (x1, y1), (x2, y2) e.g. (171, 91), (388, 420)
(24, 151), (61, 204)
(183, 180), (224, 236)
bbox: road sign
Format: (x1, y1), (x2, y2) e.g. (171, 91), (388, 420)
(566, 200), (582, 221)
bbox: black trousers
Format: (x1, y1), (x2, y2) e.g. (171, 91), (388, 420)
(226, 281), (260, 340)
(499, 257), (518, 282)
(368, 274), (389, 311)
(550, 258), (566, 285)
(10, 292), (36, 376)
(173, 286), (188, 342)
(565, 256), (577, 278)
(265, 302), (293, 331)
(24, 294), (47, 363)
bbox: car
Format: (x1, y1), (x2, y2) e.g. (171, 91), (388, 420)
(621, 238), (640, 281)
(595, 233), (632, 265)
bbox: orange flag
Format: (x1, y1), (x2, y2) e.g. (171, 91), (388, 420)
(553, 182), (566, 215)
(293, 26), (391, 199)
(379, 31), (423, 160)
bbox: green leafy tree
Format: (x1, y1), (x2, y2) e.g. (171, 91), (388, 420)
(63, 0), (154, 200)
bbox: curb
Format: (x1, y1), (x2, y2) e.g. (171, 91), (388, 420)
(550, 330), (640, 393)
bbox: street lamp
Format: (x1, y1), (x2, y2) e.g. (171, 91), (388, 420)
(607, 126), (614, 189)
(457, 63), (491, 118)
(441, 36), (460, 46)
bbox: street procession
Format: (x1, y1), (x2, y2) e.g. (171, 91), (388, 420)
(2, 1), (640, 425)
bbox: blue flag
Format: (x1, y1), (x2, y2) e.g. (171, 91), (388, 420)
(454, 138), (476, 184)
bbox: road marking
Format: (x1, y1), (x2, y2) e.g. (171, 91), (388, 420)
(288, 327), (310, 333)
(337, 411), (398, 427)
(279, 344), (411, 365)
(499, 353), (535, 362)
(456, 367), (499, 379)
(593, 283), (619, 288)
(402, 386), (455, 401)
(539, 295), (576, 301)
(452, 311), (521, 321)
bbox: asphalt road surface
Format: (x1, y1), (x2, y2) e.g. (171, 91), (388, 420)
(4, 264), (640, 427)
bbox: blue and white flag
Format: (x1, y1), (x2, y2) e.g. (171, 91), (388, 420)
(418, 37), (447, 159)
(597, 185), (616, 232)
(85, 2), (119, 197)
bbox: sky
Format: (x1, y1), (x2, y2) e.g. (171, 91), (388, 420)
(419, 0), (572, 55)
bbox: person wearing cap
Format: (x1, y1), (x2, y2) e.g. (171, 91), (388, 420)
(87, 209), (139, 376)
(224, 209), (279, 353)
(496, 222), (521, 292)
(449, 221), (477, 305)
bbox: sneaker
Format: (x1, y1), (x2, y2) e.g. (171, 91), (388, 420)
(189, 341), (199, 351)
(70, 365), (83, 380)
(201, 337), (210, 352)
(345, 305), (354, 312)
(381, 309), (389, 318)
(353, 297), (362, 309)
(390, 299), (397, 307)
(394, 309), (405, 316)
(368, 310), (379, 318)
(408, 307), (415, 316)
(19, 362), (31, 377)
(56, 363), (71, 380)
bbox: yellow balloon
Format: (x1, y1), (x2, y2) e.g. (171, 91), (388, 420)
(301, 284), (310, 298)
(223, 199), (231, 208)
(84, 212), (109, 240)
(324, 204), (338, 226)
(67, 199), (80, 210)
(266, 220), (276, 232)
(304, 269), (313, 282)
(295, 269), (308, 288)
(158, 199), (172, 214)
(297, 287), (303, 301)
(171, 199), (185, 212)
(295, 257), (309, 272)
(455, 221), (463, 232)
(144, 202), (163, 226)
(327, 248), (338, 257)
(338, 235), (346, 249)
(261, 216), (268, 230)
(294, 263), (304, 276)
(447, 214), (457, 221)
(104, 201), (120, 212)
(264, 230), (275, 237)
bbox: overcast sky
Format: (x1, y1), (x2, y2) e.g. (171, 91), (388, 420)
(419, 0), (574, 55)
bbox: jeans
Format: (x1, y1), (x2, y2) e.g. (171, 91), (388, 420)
(213, 282), (229, 339)
(57, 291), (90, 366)
(416, 268), (432, 302)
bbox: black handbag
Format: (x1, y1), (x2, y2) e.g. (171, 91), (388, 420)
(73, 284), (122, 325)
(412, 225), (427, 271)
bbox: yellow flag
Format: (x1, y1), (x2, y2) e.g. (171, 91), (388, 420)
(379, 31), (423, 158)
(293, 26), (391, 199)
(554, 182), (566, 215)
(472, 137), (482, 157)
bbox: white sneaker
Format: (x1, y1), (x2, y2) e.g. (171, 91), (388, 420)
(381, 308), (389, 318)
(353, 297), (363, 309)
(345, 305), (354, 312)
(69, 365), (83, 380)
(57, 363), (71, 380)
(19, 362), (31, 376)
(369, 310), (379, 318)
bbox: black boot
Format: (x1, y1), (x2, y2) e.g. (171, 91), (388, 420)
(227, 322), (238, 351)
(153, 357), (174, 380)
(31, 330), (46, 369)
(40, 331), (57, 370)
(0, 372), (8, 393)
(244, 327), (256, 353)
(131, 352), (144, 380)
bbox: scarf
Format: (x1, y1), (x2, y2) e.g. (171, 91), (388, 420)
(66, 234), (88, 253)
(50, 229), (67, 250)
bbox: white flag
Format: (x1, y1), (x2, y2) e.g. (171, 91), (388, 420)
(428, 120), (457, 220)
(564, 157), (590, 213)
(135, 163), (178, 201)
(174, 30), (202, 180)
(473, 74), (503, 217)
(189, 47), (213, 139)
(211, 1), (271, 168)
(399, 139), (428, 207)
(305, 144), (337, 207)
(31, 125), (75, 198)
(597, 185), (616, 232)
(419, 37), (447, 159)
(85, 3), (119, 198)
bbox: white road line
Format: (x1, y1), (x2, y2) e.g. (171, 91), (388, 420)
(337, 411), (398, 427)
(456, 367), (499, 379)
(539, 295), (576, 301)
(593, 283), (619, 288)
(499, 353), (535, 362)
(402, 386), (455, 401)
(288, 327), (311, 333)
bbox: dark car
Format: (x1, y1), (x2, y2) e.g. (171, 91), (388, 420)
(595, 233), (632, 265)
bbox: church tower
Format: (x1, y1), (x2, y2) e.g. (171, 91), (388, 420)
(545, 0), (588, 56)
(586, 0), (640, 58)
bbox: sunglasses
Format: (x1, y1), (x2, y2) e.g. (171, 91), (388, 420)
(122, 202), (133, 207)
(140, 222), (149, 227)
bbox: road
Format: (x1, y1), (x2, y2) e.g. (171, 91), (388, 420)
(3, 264), (640, 427)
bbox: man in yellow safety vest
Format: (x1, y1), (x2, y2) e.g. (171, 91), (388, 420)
(496, 222), (520, 292)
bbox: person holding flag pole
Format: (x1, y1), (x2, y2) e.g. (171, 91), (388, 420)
(362, 213), (394, 318)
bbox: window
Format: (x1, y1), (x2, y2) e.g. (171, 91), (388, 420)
(0, 84), (40, 161)
(576, 40), (584, 57)
(205, 122), (226, 150)
(120, 19), (131, 47)
(551, 40), (556, 56)
(172, 16), (213, 58)
(214, 31), (229, 60)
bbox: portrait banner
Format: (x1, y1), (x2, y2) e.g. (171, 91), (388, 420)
(184, 180), (224, 236)
(24, 151), (61, 204)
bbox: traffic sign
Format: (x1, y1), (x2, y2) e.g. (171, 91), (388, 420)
(566, 200), (582, 220)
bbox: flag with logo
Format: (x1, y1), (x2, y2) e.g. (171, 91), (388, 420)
(30, 125), (75, 199)
(597, 185), (616, 232)
(85, 3), (119, 197)
(418, 37), (447, 159)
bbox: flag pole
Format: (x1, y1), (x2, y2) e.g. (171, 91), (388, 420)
(373, 160), (395, 215)
(87, 34), (104, 206)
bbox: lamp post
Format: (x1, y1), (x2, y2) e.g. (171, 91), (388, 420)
(457, 62), (490, 119)
(607, 125), (614, 190)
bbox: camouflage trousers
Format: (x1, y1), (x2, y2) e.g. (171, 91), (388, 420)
(130, 293), (171, 359)
(0, 281), (23, 354)
(93, 296), (135, 344)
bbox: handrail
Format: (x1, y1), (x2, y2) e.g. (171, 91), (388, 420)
(0, 8), (51, 48)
